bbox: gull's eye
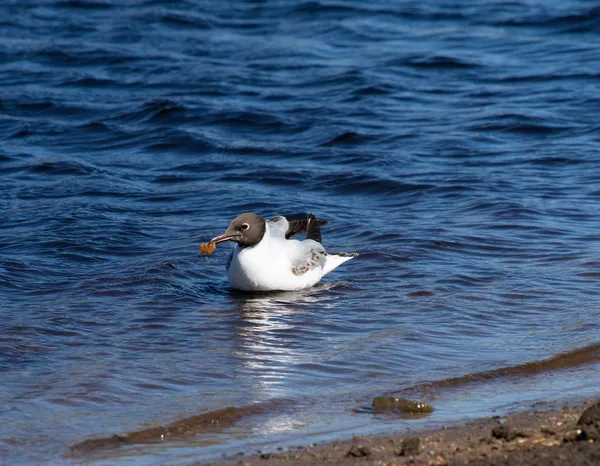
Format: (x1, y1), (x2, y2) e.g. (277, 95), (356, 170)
(241, 223), (250, 231)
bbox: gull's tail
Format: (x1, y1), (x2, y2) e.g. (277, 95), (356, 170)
(322, 252), (358, 276)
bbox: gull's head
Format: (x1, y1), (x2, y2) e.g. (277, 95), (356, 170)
(210, 213), (266, 247)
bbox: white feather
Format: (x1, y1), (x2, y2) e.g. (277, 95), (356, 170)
(226, 222), (356, 291)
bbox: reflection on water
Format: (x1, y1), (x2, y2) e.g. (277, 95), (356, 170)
(229, 284), (341, 400)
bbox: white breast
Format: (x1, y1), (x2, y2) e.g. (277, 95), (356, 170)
(226, 227), (324, 291)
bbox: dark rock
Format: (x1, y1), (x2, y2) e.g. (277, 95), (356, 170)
(399, 437), (421, 456)
(346, 445), (371, 457)
(372, 396), (434, 413)
(492, 425), (514, 441)
(578, 402), (600, 426)
(491, 425), (530, 441)
(577, 402), (600, 441)
(260, 453), (273, 459)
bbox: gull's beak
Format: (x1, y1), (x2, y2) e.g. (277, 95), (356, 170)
(210, 230), (239, 244)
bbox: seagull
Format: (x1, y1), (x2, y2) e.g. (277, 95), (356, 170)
(209, 213), (357, 291)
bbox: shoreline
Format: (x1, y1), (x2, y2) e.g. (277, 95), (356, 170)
(68, 343), (600, 462)
(210, 399), (600, 466)
(65, 348), (600, 464)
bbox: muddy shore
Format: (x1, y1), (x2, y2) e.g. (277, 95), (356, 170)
(210, 400), (600, 466)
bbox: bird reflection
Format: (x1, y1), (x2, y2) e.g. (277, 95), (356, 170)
(226, 283), (339, 401)
(229, 282), (339, 313)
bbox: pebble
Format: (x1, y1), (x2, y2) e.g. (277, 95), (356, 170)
(399, 437), (421, 456)
(347, 445), (372, 457)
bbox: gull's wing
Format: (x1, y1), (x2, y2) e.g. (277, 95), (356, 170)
(267, 213), (329, 243)
(288, 240), (327, 276)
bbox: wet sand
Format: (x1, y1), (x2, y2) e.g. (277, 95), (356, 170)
(211, 400), (600, 466)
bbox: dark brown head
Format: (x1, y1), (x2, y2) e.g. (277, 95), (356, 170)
(210, 213), (266, 248)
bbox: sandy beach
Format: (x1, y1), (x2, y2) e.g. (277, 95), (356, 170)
(210, 399), (600, 466)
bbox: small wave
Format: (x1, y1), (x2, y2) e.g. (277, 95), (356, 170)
(490, 71), (600, 84)
(218, 169), (303, 187)
(468, 113), (571, 135)
(59, 76), (117, 88)
(294, 1), (361, 15)
(352, 85), (393, 96)
(104, 99), (186, 126)
(145, 100), (186, 123)
(7, 126), (33, 139)
(56, 0), (111, 9)
(321, 131), (361, 146)
(404, 54), (479, 69)
(208, 110), (287, 130)
(497, 6), (600, 33)
(153, 174), (200, 184)
(18, 101), (55, 112)
(110, 99), (188, 124)
(159, 11), (211, 30)
(75, 121), (110, 132)
(26, 159), (100, 176)
(144, 128), (216, 153)
(314, 172), (432, 195)
(395, 342), (600, 398)
(293, 2), (466, 22)
(532, 156), (588, 166)
(67, 399), (292, 456)
(34, 46), (118, 67)
(472, 122), (569, 135)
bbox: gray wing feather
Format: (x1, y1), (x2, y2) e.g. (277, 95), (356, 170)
(290, 243), (326, 276)
(267, 216), (289, 238)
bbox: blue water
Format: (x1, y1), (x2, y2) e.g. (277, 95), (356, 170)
(1, 0), (600, 464)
